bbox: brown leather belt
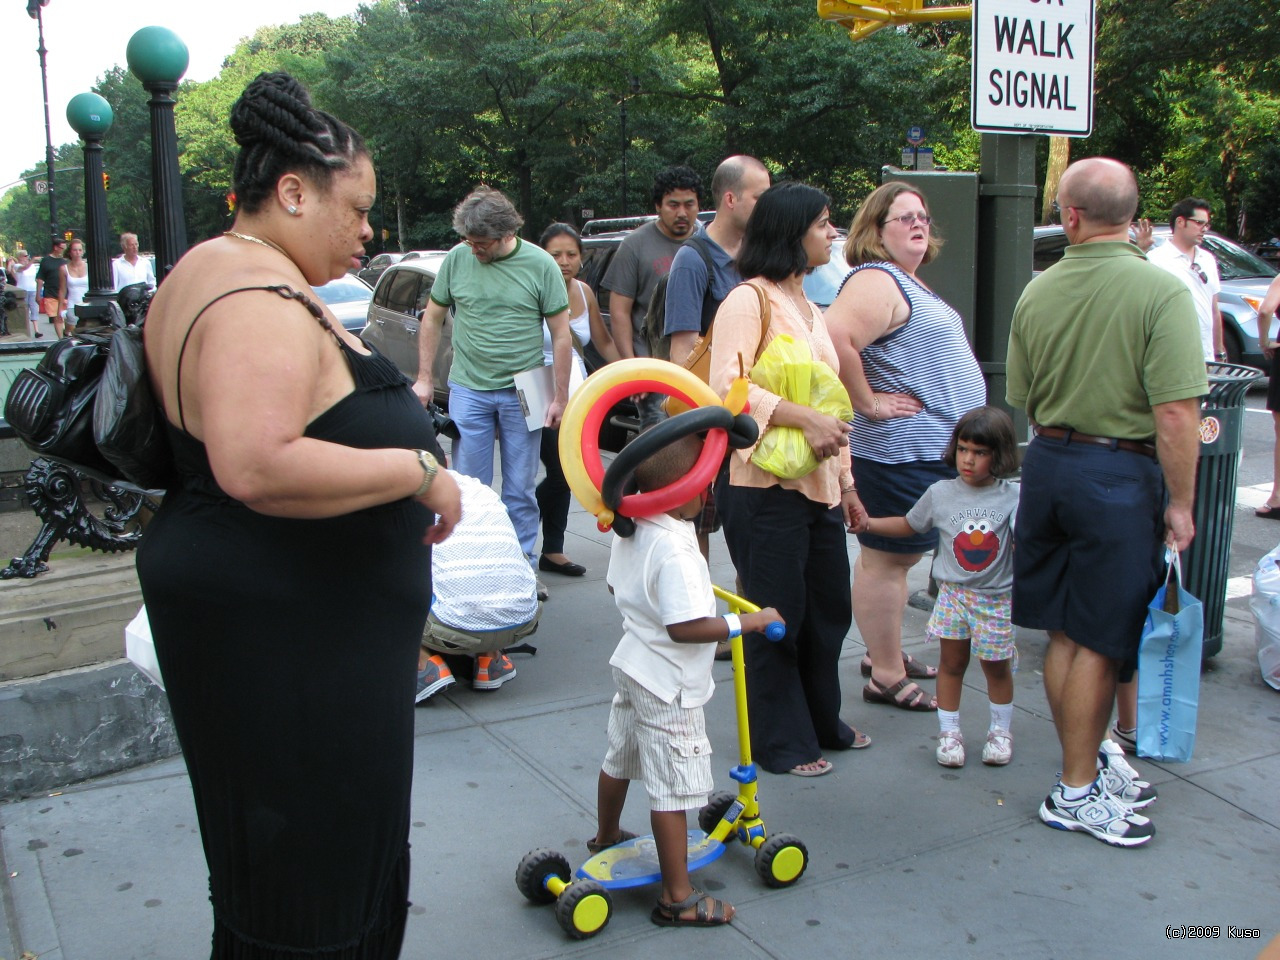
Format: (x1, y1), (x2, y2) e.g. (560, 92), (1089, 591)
(1033, 425), (1157, 459)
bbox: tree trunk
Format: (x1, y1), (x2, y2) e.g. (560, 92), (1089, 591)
(1042, 137), (1071, 224)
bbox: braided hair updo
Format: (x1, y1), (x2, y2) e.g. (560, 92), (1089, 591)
(229, 72), (368, 214)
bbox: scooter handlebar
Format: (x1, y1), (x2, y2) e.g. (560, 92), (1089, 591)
(765, 621), (785, 642)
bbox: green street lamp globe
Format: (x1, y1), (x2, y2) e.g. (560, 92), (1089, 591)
(65, 92), (113, 139)
(125, 26), (189, 87)
(66, 92), (115, 306)
(126, 26), (189, 283)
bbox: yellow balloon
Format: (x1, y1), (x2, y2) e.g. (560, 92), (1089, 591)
(558, 358), (747, 529)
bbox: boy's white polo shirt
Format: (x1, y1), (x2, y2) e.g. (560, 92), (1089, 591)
(606, 513), (717, 707)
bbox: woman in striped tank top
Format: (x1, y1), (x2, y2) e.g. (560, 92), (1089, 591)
(826, 182), (986, 714)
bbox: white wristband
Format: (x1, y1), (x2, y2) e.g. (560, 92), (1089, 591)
(722, 613), (742, 639)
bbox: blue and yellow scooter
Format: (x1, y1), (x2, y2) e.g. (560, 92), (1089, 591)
(515, 587), (809, 939)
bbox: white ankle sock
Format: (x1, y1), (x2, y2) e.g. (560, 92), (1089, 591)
(1060, 780), (1092, 802)
(989, 701), (1012, 732)
(938, 708), (960, 734)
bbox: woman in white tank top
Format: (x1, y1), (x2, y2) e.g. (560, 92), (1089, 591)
(62, 239), (89, 333)
(536, 223), (621, 576)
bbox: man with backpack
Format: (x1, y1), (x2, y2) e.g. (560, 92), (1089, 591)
(655, 157), (772, 623)
(661, 156), (771, 367)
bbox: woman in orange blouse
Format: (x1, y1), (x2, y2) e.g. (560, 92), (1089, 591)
(708, 182), (869, 777)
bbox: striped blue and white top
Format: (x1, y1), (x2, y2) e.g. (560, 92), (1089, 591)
(843, 262), (986, 464)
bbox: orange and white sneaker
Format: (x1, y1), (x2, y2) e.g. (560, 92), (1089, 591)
(473, 654), (517, 690)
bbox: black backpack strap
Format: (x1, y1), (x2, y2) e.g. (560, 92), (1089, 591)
(686, 232), (719, 335)
(175, 284), (338, 431)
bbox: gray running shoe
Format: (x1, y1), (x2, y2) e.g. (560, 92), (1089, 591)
(1098, 739), (1157, 809)
(1039, 780), (1154, 847)
(415, 655), (456, 703)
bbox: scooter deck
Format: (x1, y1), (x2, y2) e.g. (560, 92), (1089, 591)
(576, 830), (726, 889)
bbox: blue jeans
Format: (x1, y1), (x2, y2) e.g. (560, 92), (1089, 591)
(448, 382), (541, 562)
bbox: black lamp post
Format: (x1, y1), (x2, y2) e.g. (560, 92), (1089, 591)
(65, 92), (113, 326)
(26, 0), (57, 237)
(125, 26), (188, 284)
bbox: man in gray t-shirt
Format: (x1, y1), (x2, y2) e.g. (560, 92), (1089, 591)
(602, 165), (702, 359)
(602, 165), (702, 427)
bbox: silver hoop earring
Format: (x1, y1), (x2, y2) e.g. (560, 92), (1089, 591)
(288, 205), (299, 216)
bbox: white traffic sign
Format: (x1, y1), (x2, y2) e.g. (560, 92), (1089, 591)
(33, 180), (48, 194)
(971, 0), (1095, 137)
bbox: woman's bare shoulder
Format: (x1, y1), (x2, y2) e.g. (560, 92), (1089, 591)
(150, 245), (313, 333)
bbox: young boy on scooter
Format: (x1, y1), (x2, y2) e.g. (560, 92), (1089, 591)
(591, 434), (782, 928)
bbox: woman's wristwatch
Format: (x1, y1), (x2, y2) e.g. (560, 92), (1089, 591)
(413, 449), (439, 498)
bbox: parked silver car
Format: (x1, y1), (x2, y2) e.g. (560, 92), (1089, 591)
(1033, 225), (1278, 369)
(359, 253), (454, 407)
(311, 274), (373, 333)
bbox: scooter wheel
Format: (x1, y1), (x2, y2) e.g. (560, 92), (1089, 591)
(697, 790), (738, 836)
(515, 848), (572, 904)
(555, 879), (612, 939)
(754, 833), (808, 888)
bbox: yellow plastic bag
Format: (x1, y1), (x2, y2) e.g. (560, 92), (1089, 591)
(749, 335), (854, 479)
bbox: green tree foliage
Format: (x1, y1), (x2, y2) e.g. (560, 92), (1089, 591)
(2, 1), (1277, 260)
(1086, 0), (1279, 238)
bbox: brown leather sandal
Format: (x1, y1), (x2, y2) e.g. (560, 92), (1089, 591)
(863, 675), (937, 711)
(860, 652), (937, 679)
(651, 888), (735, 926)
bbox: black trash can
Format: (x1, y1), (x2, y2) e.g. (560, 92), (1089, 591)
(1181, 361), (1264, 659)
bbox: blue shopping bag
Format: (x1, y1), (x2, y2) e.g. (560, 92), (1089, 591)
(1136, 547), (1204, 762)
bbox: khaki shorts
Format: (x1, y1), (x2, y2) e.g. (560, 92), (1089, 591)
(602, 668), (713, 812)
(421, 605), (540, 656)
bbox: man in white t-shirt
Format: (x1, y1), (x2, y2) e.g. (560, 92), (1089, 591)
(1142, 198), (1223, 362)
(112, 232), (157, 291)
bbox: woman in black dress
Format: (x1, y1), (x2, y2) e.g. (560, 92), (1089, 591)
(137, 72), (460, 958)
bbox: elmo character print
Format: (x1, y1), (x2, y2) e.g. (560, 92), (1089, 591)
(953, 519), (1000, 573)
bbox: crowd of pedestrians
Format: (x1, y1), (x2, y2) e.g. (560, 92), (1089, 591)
(3, 232), (157, 339)
(414, 158), (1205, 856)
(111, 69), (1225, 958)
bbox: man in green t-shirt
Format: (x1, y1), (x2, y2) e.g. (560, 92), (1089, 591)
(414, 187), (572, 570)
(1007, 157), (1206, 849)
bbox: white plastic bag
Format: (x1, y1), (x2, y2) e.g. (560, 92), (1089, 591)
(125, 604), (165, 690)
(1248, 544), (1280, 691)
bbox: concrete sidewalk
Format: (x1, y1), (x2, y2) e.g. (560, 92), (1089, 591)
(1, 508), (1277, 960)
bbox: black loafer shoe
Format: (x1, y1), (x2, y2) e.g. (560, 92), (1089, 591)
(539, 555), (586, 577)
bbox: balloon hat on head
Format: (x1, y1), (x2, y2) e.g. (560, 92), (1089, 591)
(558, 358), (758, 537)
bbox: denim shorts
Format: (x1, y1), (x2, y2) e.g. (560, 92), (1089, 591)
(1012, 437), (1165, 661)
(853, 457), (955, 554)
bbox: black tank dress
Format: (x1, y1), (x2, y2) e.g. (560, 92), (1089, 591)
(137, 322), (437, 958)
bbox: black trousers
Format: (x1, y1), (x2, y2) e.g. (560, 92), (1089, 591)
(717, 479), (855, 773)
